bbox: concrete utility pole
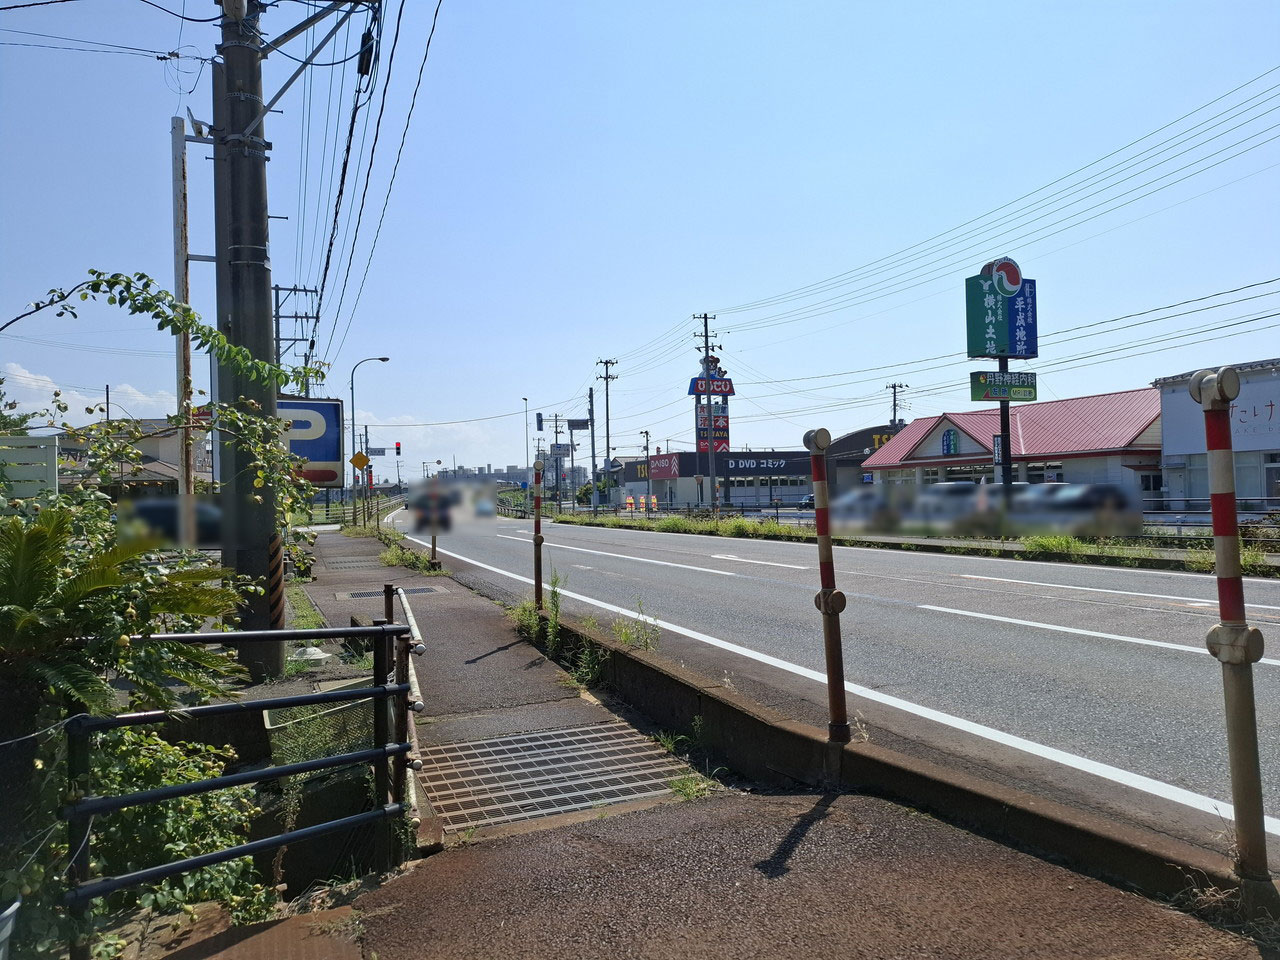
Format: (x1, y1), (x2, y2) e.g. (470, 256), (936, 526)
(886, 382), (908, 427)
(597, 359), (617, 504)
(213, 1), (283, 672)
(695, 314), (719, 514)
(171, 116), (197, 549)
(588, 386), (599, 515)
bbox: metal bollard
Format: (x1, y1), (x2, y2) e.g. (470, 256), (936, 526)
(804, 428), (851, 744)
(1189, 367), (1273, 899)
(533, 460), (545, 610)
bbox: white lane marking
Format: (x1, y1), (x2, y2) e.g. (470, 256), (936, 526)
(495, 534), (737, 577)
(416, 537), (1280, 836)
(547, 521), (1280, 585)
(920, 604), (1280, 667)
(712, 554), (809, 569)
(960, 574), (1280, 611)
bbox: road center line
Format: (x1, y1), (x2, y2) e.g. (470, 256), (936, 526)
(961, 574), (1280, 610)
(494, 534), (738, 577)
(920, 604), (1280, 666)
(417, 537), (1280, 836)
(712, 554), (809, 569)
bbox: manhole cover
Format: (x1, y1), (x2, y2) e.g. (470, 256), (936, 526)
(418, 721), (690, 832)
(336, 586), (445, 600)
(322, 558), (383, 570)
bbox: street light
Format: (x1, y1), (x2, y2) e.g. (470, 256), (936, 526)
(350, 356), (389, 498)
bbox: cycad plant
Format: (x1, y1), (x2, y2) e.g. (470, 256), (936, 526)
(0, 508), (245, 717)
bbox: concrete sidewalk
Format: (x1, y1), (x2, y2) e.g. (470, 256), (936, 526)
(185, 527), (1268, 959)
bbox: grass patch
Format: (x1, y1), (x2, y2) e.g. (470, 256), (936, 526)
(1022, 534), (1086, 556)
(377, 540), (450, 575)
(560, 642), (608, 690)
(668, 773), (717, 801)
(507, 597), (540, 641)
(653, 730), (690, 754)
(286, 579), (326, 630)
(610, 600), (660, 651)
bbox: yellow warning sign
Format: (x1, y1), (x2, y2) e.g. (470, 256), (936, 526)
(349, 451), (370, 470)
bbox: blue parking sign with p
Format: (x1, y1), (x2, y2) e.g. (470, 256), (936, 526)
(279, 397), (344, 488)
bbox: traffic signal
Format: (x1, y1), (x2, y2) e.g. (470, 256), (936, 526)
(395, 442), (401, 457)
(536, 412), (544, 432)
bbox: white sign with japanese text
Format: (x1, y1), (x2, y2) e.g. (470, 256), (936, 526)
(1161, 368), (1280, 456)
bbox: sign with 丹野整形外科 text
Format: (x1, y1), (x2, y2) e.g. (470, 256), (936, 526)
(966, 258), (1037, 360)
(971, 370), (1037, 402)
(992, 434), (1004, 466)
(941, 428), (960, 455)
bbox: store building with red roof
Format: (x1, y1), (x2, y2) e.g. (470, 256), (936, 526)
(861, 387), (1162, 496)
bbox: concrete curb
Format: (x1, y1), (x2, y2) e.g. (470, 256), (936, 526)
(547, 516), (1280, 577)
(537, 610), (1249, 903)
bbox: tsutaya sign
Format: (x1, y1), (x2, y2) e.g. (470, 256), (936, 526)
(965, 258), (1038, 359)
(971, 370), (1037, 402)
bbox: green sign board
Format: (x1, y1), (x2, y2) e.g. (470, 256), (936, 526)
(971, 370), (1036, 402)
(965, 261), (1038, 359)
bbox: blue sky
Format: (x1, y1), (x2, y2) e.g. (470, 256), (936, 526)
(2, 1), (1278, 478)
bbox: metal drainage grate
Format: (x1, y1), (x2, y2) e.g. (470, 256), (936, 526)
(337, 586), (444, 601)
(418, 721), (690, 832)
(322, 558), (384, 570)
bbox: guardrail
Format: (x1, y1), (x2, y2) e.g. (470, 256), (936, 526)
(60, 623), (424, 960)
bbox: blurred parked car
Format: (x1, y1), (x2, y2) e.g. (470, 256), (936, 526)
(128, 498), (222, 547)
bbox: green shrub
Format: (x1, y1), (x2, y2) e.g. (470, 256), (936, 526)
(1022, 534), (1084, 556)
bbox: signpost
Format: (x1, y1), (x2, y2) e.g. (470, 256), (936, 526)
(549, 442), (574, 457)
(367, 447), (387, 458)
(971, 371), (1037, 402)
(965, 258), (1038, 505)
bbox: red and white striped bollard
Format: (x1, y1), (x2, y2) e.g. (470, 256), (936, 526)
(805, 428), (851, 744)
(1189, 366), (1271, 894)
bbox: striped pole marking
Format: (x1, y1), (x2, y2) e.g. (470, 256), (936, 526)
(1205, 405), (1246, 623)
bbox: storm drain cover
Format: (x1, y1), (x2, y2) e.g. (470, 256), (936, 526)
(418, 721), (690, 832)
(336, 586), (445, 600)
(322, 558), (384, 570)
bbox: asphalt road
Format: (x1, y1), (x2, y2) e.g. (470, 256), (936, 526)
(395, 508), (1280, 864)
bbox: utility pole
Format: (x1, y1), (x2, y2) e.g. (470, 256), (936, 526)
(589, 386), (599, 515)
(272, 284), (319, 393)
(171, 117), (197, 549)
(596, 359), (617, 505)
(641, 430), (651, 512)
(213, 0), (284, 671)
(886, 382), (908, 427)
(694, 314), (719, 514)
(551, 414), (563, 506)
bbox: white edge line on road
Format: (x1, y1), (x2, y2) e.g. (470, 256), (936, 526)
(921, 604), (1280, 667)
(413, 536), (1280, 836)
(961, 574), (1280, 611)
(712, 554), (809, 569)
(495, 534), (738, 577)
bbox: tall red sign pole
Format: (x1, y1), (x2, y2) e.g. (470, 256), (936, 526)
(533, 459), (545, 610)
(804, 428), (850, 744)
(1189, 366), (1272, 911)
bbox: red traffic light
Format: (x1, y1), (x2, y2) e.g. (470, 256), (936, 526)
(395, 442), (401, 456)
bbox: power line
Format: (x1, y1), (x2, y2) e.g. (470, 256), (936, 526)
(328, 0), (445, 365)
(711, 63), (1280, 317)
